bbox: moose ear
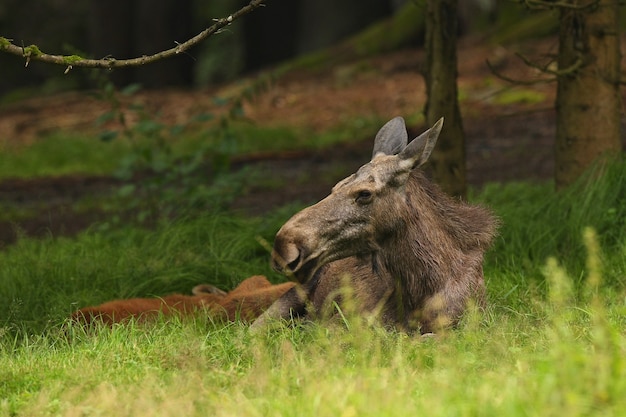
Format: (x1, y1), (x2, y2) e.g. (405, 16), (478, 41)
(398, 117), (443, 169)
(372, 117), (408, 158)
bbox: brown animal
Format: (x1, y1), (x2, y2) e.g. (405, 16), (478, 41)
(72, 117), (497, 333)
(251, 117), (498, 333)
(71, 275), (295, 325)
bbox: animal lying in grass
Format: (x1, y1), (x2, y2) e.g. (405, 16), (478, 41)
(71, 275), (295, 325)
(72, 117), (498, 333)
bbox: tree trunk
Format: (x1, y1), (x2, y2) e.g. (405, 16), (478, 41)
(242, 0), (301, 71)
(423, 0), (466, 198)
(555, 0), (622, 188)
(134, 0), (194, 87)
(89, 0), (135, 86)
(89, 0), (194, 88)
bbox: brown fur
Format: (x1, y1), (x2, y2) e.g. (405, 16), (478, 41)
(252, 118), (499, 333)
(70, 275), (295, 326)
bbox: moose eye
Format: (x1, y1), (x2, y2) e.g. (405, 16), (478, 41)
(355, 190), (373, 204)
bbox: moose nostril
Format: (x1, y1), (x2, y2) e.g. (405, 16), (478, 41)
(272, 241), (302, 272)
(286, 251), (301, 271)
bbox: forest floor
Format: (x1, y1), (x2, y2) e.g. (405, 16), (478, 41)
(0, 35), (623, 246)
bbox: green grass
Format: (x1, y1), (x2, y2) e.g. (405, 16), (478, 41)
(1, 287), (624, 416)
(0, 118), (384, 180)
(1, 158), (625, 416)
(478, 158), (626, 301)
(0, 211), (292, 334)
(200, 117), (384, 154)
(0, 133), (130, 179)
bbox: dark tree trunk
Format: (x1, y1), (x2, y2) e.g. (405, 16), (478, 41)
(242, 0), (301, 71)
(134, 0), (194, 87)
(555, 0), (622, 188)
(89, 0), (135, 86)
(89, 0), (194, 88)
(423, 0), (466, 198)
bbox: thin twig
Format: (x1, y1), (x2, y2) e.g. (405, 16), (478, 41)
(486, 45), (584, 86)
(485, 59), (556, 85)
(515, 52), (583, 76)
(0, 0), (265, 70)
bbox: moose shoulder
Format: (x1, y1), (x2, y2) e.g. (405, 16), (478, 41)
(252, 117), (498, 334)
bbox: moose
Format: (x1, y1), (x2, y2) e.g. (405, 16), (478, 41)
(71, 275), (296, 325)
(71, 117), (498, 334)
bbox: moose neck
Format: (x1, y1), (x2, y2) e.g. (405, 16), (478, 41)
(376, 172), (469, 308)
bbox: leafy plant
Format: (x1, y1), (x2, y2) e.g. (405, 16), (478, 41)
(91, 72), (280, 224)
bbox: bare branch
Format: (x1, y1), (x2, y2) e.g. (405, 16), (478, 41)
(0, 0), (265, 70)
(485, 59), (556, 85)
(515, 52), (584, 76)
(486, 44), (584, 86)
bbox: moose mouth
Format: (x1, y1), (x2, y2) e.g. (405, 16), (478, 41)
(271, 247), (321, 284)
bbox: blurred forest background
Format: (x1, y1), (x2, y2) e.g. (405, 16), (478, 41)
(0, 0), (496, 95)
(0, 0), (410, 95)
(0, 0), (625, 245)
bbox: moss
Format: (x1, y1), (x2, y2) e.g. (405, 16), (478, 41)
(271, 2), (424, 75)
(0, 37), (11, 50)
(62, 55), (84, 65)
(493, 89), (547, 105)
(489, 11), (558, 45)
(23, 45), (42, 57)
(351, 3), (425, 56)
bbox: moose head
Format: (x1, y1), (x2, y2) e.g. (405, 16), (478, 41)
(272, 117), (443, 284)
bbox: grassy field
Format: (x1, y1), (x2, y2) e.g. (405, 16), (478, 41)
(0, 116), (384, 181)
(0, 136), (624, 416)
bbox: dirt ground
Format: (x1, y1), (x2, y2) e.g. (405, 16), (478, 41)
(0, 35), (622, 247)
